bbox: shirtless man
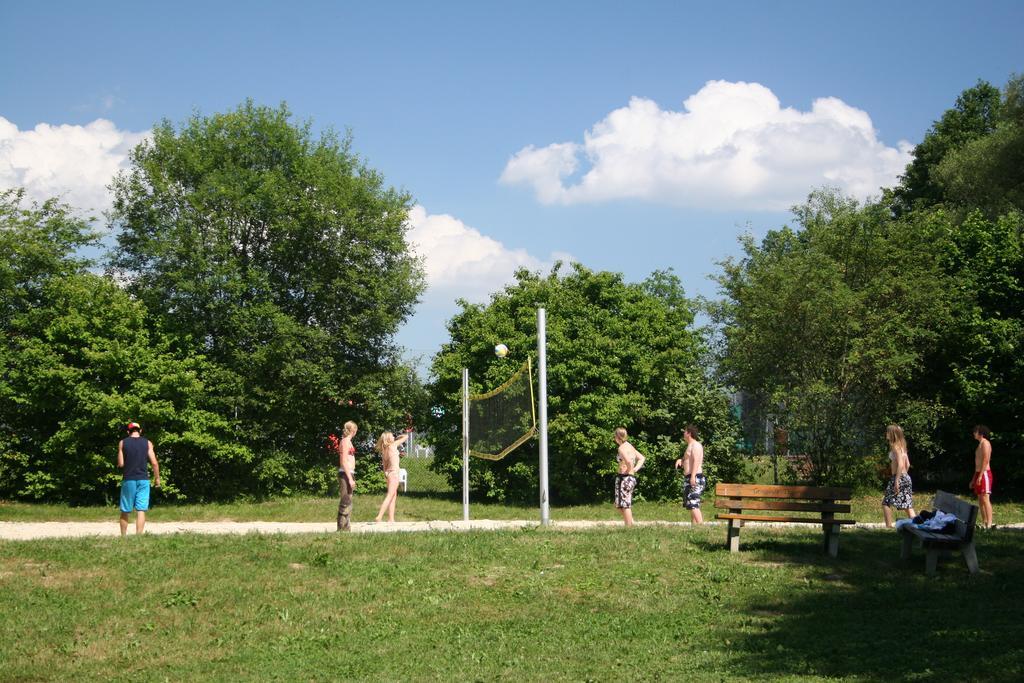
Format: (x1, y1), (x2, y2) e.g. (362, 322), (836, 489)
(612, 427), (646, 527)
(674, 425), (705, 525)
(971, 425), (994, 528)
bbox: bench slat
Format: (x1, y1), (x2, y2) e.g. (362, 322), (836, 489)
(716, 513), (856, 524)
(902, 527), (964, 542)
(715, 483), (852, 500)
(933, 491), (979, 544)
(933, 491), (973, 519)
(714, 498), (851, 513)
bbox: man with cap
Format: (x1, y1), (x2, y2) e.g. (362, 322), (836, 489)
(117, 422), (160, 536)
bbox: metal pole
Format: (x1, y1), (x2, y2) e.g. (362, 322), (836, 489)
(537, 308), (550, 525)
(462, 367), (470, 521)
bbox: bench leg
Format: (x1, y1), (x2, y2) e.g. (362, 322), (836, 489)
(962, 542), (979, 574)
(726, 519), (741, 552)
(925, 549), (939, 576)
(824, 524), (840, 558)
(900, 531), (914, 560)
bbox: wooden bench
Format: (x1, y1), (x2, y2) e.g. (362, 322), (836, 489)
(898, 490), (979, 575)
(714, 483), (856, 557)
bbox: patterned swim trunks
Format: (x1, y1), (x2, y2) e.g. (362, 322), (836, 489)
(614, 474), (637, 509)
(682, 473), (706, 510)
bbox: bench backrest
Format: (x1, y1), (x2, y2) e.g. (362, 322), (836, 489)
(716, 483), (852, 500)
(933, 490), (978, 543)
(715, 483), (853, 514)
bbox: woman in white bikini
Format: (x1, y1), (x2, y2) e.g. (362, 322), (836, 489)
(374, 430), (409, 523)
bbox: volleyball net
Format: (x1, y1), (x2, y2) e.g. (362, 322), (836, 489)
(468, 357), (537, 460)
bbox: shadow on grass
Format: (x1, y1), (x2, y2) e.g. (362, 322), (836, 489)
(709, 527), (1024, 681)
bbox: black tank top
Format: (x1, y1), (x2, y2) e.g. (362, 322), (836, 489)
(122, 437), (150, 480)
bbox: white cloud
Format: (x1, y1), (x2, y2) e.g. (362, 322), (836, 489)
(0, 116), (148, 215)
(407, 204), (570, 302)
(500, 80), (914, 211)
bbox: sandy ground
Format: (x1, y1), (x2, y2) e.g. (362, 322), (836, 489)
(1, 519), (1018, 541)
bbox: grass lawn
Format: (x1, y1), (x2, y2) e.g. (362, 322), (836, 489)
(3, 490), (1022, 526)
(1, 524), (1022, 681)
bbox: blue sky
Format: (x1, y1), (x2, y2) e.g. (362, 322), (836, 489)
(1, 1), (1021, 364)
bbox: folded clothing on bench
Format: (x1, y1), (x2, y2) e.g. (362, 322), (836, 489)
(896, 510), (958, 533)
(913, 509), (936, 523)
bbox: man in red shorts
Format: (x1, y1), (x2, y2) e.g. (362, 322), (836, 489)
(971, 425), (994, 529)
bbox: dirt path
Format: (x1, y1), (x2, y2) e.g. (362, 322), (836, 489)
(0, 519), (675, 540)
(2, 519), (1019, 541)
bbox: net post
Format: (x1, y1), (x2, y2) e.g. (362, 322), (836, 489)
(538, 308), (550, 525)
(462, 367), (470, 521)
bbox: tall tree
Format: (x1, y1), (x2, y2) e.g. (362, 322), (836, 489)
(893, 81), (1002, 212)
(1, 190), (242, 503)
(1, 272), (249, 503)
(933, 74), (1024, 216)
(925, 208), (1024, 485)
(1, 189), (99, 500)
(896, 75), (1024, 489)
(713, 190), (957, 484)
(427, 263), (742, 504)
(109, 102), (425, 494)
(0, 188), (98, 317)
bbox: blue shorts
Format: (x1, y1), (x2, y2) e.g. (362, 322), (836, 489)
(120, 479), (151, 513)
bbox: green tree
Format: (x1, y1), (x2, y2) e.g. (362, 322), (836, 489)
(894, 80), (1002, 213)
(1, 191), (245, 503)
(109, 101), (425, 495)
(713, 190), (958, 485)
(933, 74), (1024, 216)
(427, 263), (742, 504)
(893, 75), (1024, 489)
(925, 208), (1024, 486)
(1, 273), (251, 503)
(0, 188), (98, 316)
(2, 189), (98, 500)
